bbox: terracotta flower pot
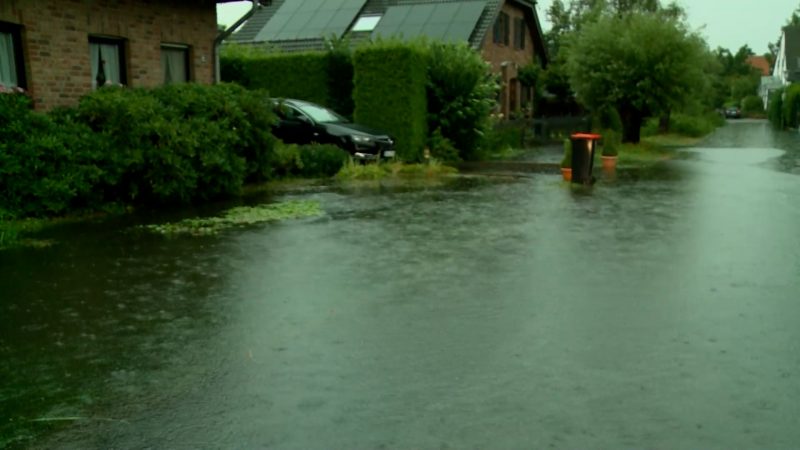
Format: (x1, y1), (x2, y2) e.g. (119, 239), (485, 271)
(560, 167), (572, 181)
(601, 155), (618, 171)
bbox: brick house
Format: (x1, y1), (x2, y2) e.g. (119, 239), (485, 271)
(228, 0), (548, 118)
(0, 0), (244, 111)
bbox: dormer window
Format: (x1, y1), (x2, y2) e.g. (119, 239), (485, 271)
(352, 15), (382, 32)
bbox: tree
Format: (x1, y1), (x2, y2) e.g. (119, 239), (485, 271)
(565, 12), (707, 142)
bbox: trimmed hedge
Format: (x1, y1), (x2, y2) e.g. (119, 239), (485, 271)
(353, 41), (428, 161)
(783, 84), (800, 129)
(221, 44), (358, 118)
(221, 49), (330, 107)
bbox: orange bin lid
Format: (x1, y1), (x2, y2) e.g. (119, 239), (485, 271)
(571, 133), (602, 140)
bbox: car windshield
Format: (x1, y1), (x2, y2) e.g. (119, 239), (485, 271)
(296, 103), (346, 123)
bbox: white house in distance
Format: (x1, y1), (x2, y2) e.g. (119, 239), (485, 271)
(761, 25), (800, 108)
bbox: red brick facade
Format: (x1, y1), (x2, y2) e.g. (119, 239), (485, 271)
(0, 0), (218, 111)
(481, 0), (539, 118)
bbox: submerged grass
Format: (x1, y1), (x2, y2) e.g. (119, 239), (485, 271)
(335, 159), (457, 181)
(142, 200), (322, 236)
(0, 219), (54, 250)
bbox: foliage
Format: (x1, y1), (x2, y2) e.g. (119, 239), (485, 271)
(783, 84), (800, 128)
(0, 84), (278, 220)
(427, 128), (461, 163)
(74, 84), (276, 204)
(335, 159), (456, 180)
(561, 138), (572, 168)
(565, 12), (708, 142)
(266, 142), (349, 178)
(768, 88), (784, 129)
(592, 106), (623, 133)
(0, 94), (106, 217)
(353, 40), (428, 161)
(221, 42), (355, 117)
(142, 200), (322, 236)
(741, 95), (764, 116)
(600, 129), (619, 156)
(221, 47), (331, 107)
(641, 112), (722, 138)
(325, 36), (355, 118)
(425, 41), (498, 160)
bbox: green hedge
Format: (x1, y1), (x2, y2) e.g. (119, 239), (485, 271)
(783, 84), (800, 129)
(353, 41), (428, 161)
(221, 45), (358, 118)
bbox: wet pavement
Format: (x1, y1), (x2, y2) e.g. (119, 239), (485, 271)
(2, 119), (800, 448)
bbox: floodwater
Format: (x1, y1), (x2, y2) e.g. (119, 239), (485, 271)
(2, 120), (800, 449)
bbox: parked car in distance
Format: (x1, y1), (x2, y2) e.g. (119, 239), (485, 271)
(724, 107), (741, 119)
(270, 99), (395, 160)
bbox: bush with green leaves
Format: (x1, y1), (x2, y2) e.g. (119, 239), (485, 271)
(74, 84), (276, 204)
(268, 142), (349, 178)
(425, 42), (498, 160)
(783, 84), (800, 128)
(0, 94), (106, 217)
(768, 88), (784, 129)
(561, 138), (572, 168)
(740, 95), (764, 116)
(353, 40), (428, 161)
(0, 84), (278, 219)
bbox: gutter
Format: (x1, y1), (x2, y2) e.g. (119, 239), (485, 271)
(213, 0), (262, 83)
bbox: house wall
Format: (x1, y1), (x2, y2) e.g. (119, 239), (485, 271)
(0, 0), (217, 111)
(480, 0), (537, 118)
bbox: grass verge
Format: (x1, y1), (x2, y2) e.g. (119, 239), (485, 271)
(335, 159), (457, 181)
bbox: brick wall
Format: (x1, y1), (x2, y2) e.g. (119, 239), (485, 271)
(480, 0), (538, 118)
(0, 0), (218, 111)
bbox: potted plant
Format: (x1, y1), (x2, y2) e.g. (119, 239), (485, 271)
(561, 138), (572, 181)
(600, 130), (618, 170)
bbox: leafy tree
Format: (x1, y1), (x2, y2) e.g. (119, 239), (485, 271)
(565, 12), (707, 142)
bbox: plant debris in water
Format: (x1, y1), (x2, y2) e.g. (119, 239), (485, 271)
(142, 200), (322, 236)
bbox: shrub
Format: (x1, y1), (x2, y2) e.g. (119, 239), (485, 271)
(353, 40), (428, 161)
(326, 36), (355, 118)
(741, 95), (764, 116)
(427, 128), (460, 163)
(0, 94), (106, 217)
(783, 84), (800, 128)
(269, 142), (349, 178)
(600, 129), (619, 156)
(297, 144), (350, 177)
(561, 138), (572, 168)
(769, 88), (784, 129)
(426, 42), (497, 160)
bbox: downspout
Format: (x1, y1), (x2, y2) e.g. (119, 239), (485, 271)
(213, 0), (261, 83)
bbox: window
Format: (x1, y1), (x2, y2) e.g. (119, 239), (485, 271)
(513, 18), (526, 50)
(493, 12), (510, 45)
(0, 21), (26, 89)
(89, 36), (126, 89)
(161, 44), (190, 84)
(352, 15), (382, 32)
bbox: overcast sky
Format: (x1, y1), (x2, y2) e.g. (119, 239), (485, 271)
(217, 0), (799, 54)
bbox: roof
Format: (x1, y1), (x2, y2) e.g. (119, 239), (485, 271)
(228, 0), (547, 65)
(745, 56), (770, 76)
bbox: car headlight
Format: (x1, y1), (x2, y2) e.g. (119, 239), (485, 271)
(351, 135), (372, 144)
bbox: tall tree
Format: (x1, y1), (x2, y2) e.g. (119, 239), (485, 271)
(566, 12), (707, 142)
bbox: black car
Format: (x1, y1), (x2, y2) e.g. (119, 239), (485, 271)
(271, 99), (395, 159)
(724, 107), (741, 119)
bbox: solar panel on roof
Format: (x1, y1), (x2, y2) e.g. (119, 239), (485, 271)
(254, 0), (367, 42)
(371, 1), (486, 44)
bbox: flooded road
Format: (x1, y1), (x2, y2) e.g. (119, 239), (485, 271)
(2, 120), (800, 448)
